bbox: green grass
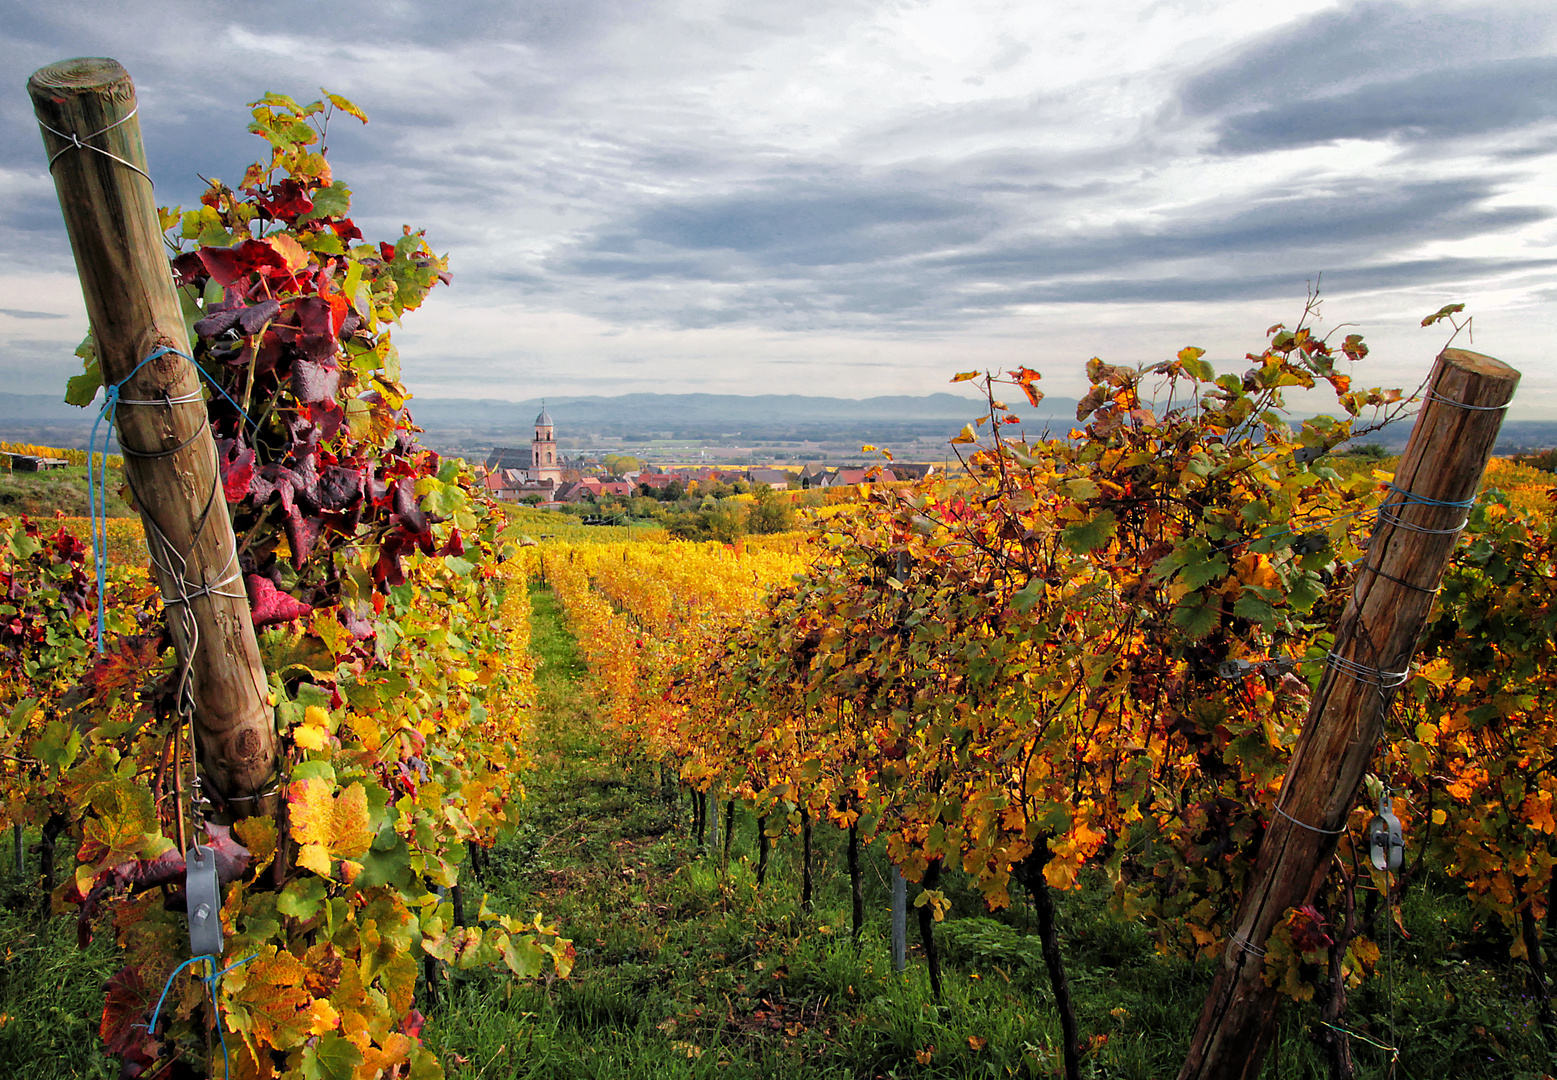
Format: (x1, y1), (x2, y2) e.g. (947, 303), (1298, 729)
(0, 464), (132, 519)
(0, 868), (119, 1078)
(2, 582), (1553, 1078)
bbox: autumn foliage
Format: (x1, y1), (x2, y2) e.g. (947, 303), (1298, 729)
(541, 316), (1557, 1046)
(2, 92), (570, 1079)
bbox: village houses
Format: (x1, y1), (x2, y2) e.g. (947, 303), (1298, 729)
(473, 406), (939, 506)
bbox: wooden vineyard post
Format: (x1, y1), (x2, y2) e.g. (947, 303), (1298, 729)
(1178, 348), (1520, 1080)
(28, 59), (277, 815)
(889, 551), (910, 972)
(891, 867), (908, 971)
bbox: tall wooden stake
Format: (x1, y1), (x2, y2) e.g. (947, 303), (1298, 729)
(1179, 348), (1519, 1080)
(28, 58), (277, 814)
(891, 868), (908, 971)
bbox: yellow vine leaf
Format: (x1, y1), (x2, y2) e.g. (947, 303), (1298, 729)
(294, 726), (329, 752)
(323, 91), (369, 124)
(312, 608), (356, 657)
(225, 945), (339, 1050)
(84, 779), (163, 865)
(233, 815), (278, 874)
(1234, 552), (1281, 591)
(265, 233), (309, 273)
(293, 704), (334, 752)
(288, 778), (372, 878)
(1521, 794), (1555, 834)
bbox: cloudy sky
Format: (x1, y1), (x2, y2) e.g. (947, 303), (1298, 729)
(3, 0), (1554, 415)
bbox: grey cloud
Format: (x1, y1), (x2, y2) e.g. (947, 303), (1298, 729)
(1181, 1), (1556, 118)
(944, 177), (1550, 275)
(547, 167), (1549, 328)
(601, 186), (987, 264)
(1214, 57), (1557, 151)
(0, 0), (635, 60)
(962, 256), (1557, 307)
(1492, 133), (1557, 160)
(0, 309), (67, 320)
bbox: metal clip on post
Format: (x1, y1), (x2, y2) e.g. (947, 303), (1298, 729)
(186, 843), (224, 956)
(1367, 789), (1404, 873)
(184, 697), (223, 957)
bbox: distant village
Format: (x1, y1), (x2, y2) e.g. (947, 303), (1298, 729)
(473, 407), (938, 507)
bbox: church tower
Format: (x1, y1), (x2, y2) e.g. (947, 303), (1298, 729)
(531, 404), (562, 485)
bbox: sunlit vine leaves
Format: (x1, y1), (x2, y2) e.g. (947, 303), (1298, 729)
(3, 91), (569, 1080)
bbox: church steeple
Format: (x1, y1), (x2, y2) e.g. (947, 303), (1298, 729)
(531, 400), (560, 481)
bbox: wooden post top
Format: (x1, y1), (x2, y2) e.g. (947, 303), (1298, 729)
(1440, 347), (1520, 382)
(27, 57), (134, 101)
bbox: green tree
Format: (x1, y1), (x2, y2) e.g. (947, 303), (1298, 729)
(748, 486), (796, 534)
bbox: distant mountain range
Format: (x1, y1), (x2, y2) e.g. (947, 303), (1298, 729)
(4, 390), (1553, 454)
(404, 391), (1072, 435)
(0, 390), (1071, 451)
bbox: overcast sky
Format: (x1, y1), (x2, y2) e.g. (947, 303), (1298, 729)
(3, 0), (1554, 416)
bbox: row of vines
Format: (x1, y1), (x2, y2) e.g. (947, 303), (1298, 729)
(0, 441), (123, 471)
(538, 325), (1557, 1073)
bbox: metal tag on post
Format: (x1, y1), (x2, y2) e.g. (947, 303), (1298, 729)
(1367, 790), (1404, 872)
(186, 844), (224, 957)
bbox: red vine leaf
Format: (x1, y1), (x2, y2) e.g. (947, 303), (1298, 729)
(100, 967), (152, 1054)
(246, 574), (314, 625)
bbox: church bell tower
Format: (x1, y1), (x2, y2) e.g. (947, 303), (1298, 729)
(532, 403), (561, 485)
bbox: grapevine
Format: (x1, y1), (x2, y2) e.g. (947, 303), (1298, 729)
(2, 91), (572, 1079)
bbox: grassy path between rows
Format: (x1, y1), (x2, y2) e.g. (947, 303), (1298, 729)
(420, 583), (1194, 1080)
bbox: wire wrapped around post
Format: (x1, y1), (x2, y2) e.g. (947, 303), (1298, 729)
(1180, 347), (1521, 1080)
(28, 57), (278, 816)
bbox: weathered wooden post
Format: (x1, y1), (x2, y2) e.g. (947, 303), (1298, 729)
(28, 58), (277, 814)
(889, 551), (910, 972)
(1179, 348), (1520, 1080)
(891, 867), (907, 971)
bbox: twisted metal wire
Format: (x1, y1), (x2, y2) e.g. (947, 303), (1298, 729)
(34, 106), (154, 186)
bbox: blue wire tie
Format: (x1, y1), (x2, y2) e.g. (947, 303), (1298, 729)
(86, 345), (257, 652)
(145, 952), (258, 1080)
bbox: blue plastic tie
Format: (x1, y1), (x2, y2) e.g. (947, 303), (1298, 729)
(145, 951), (257, 1080)
(86, 346), (257, 651)
(87, 348), (163, 651)
(1382, 483), (1476, 510)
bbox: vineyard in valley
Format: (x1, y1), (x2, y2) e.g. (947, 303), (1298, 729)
(7, 61), (1557, 1080)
